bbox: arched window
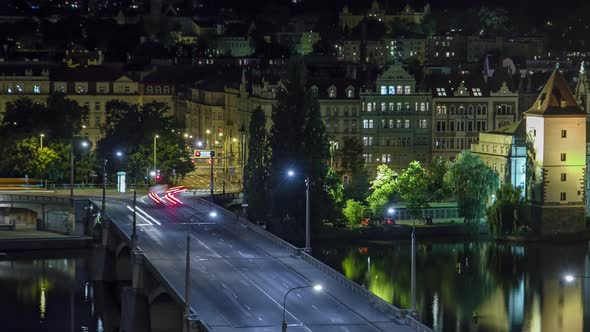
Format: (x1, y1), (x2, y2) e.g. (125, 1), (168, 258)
(155, 86), (162, 94)
(163, 86), (170, 95)
(458, 105), (465, 115)
(476, 105), (481, 115)
(482, 105), (487, 115)
(147, 86), (153, 94)
(450, 105), (456, 115)
(467, 105), (474, 115)
(420, 103), (426, 112)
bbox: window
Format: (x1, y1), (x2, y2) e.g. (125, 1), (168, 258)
(381, 154), (391, 163)
(380, 86), (387, 95)
(147, 86), (153, 94)
(124, 86), (130, 94)
(367, 103), (373, 112)
(472, 88), (482, 96)
(16, 84), (22, 93)
(561, 153), (567, 161)
(396, 86), (403, 94)
(389, 102), (394, 111)
(405, 102), (410, 110)
(404, 119), (410, 128)
(94, 102), (100, 111)
(77, 84), (87, 93)
(436, 88), (447, 96)
(363, 119), (374, 129)
(362, 136), (373, 146)
(94, 116), (101, 127)
(381, 102), (386, 111)
(99, 85), (107, 94)
(420, 103), (426, 112)
(389, 86), (395, 95)
(6, 85), (12, 94)
(363, 153), (373, 163)
(561, 173), (567, 181)
(560, 192), (567, 201)
(33, 85), (41, 94)
(561, 130), (567, 138)
(418, 119), (427, 128)
(404, 86), (411, 94)
(155, 86), (162, 94)
(163, 86), (170, 95)
(397, 102), (402, 111)
(328, 88), (336, 98)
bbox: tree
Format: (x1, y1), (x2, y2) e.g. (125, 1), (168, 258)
(447, 151), (498, 223)
(97, 101), (193, 184)
(486, 184), (526, 235)
(396, 161), (429, 220)
(366, 164), (398, 216)
(244, 108), (271, 221)
(428, 156), (452, 201)
(340, 137), (364, 174)
(343, 199), (365, 225)
(343, 169), (371, 202)
(269, 56), (332, 234)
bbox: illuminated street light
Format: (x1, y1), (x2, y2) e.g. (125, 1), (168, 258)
(287, 170), (295, 177)
(387, 207), (395, 215)
(282, 284), (323, 331)
(39, 133), (45, 149)
(286, 169), (310, 252)
(196, 141), (203, 148)
(206, 129), (211, 134)
(564, 274), (575, 283)
(116, 151), (123, 157)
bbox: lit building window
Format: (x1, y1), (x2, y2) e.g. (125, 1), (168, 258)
(436, 88), (447, 96)
(381, 86), (387, 95)
(397, 86), (403, 94)
(389, 86), (395, 95)
(405, 86), (411, 94)
(16, 84), (22, 93)
(33, 85), (41, 94)
(472, 88), (482, 96)
(147, 86), (153, 94)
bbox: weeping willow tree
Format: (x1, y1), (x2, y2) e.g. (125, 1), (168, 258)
(486, 183), (526, 235)
(447, 151), (498, 223)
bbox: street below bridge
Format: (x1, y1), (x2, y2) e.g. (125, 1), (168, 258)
(100, 193), (417, 332)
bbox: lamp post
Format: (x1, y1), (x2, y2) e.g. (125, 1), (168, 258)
(102, 151), (125, 214)
(281, 284), (322, 332)
(184, 210), (217, 332)
(564, 274), (590, 283)
(411, 216), (416, 313)
(70, 139), (90, 201)
(287, 170), (311, 252)
(153, 135), (159, 183)
(131, 189), (138, 250)
(205, 129), (211, 149)
(40, 133), (45, 150)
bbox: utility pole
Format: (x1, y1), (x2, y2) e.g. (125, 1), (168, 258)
(210, 151), (214, 197)
(305, 177), (310, 252)
(102, 158), (107, 213)
(131, 190), (137, 250)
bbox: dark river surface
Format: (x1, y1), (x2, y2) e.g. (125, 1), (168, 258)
(2, 241), (589, 332)
(314, 240), (590, 332)
(0, 250), (119, 332)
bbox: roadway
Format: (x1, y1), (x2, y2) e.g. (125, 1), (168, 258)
(101, 193), (415, 332)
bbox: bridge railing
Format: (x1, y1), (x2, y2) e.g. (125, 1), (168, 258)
(0, 194), (70, 204)
(299, 251), (408, 318)
(406, 315), (434, 332)
(196, 197), (433, 331)
(196, 197), (301, 256)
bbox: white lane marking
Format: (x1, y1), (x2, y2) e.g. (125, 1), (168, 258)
(135, 207), (162, 225)
(126, 206), (153, 225)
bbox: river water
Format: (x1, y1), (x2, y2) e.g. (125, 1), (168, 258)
(0, 250), (118, 332)
(315, 240), (590, 332)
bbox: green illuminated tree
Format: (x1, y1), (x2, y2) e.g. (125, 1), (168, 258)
(396, 161), (429, 220)
(366, 164), (398, 216)
(447, 151), (498, 223)
(428, 156), (452, 201)
(486, 183), (526, 235)
(343, 199), (365, 225)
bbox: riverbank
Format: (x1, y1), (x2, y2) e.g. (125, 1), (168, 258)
(0, 230), (94, 251)
(316, 223), (489, 243)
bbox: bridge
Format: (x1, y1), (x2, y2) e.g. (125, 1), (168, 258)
(0, 192), (432, 332)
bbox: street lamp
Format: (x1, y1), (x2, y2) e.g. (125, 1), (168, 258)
(282, 284), (322, 332)
(196, 141), (203, 148)
(184, 209), (217, 331)
(563, 274), (590, 283)
(153, 135), (159, 184)
(70, 139), (90, 201)
(40, 133), (45, 149)
(103, 151), (125, 213)
(287, 169), (311, 252)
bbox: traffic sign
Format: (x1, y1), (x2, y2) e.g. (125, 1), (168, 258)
(194, 150), (214, 159)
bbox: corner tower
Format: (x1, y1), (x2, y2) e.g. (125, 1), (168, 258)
(525, 70), (587, 234)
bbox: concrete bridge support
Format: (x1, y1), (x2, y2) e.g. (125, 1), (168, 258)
(149, 288), (184, 332)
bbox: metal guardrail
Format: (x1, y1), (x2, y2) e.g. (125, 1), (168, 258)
(0, 194), (71, 204)
(406, 315), (434, 332)
(196, 198), (433, 331)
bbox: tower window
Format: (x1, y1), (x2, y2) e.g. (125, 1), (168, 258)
(560, 192), (567, 201)
(561, 153), (566, 161)
(561, 130), (567, 138)
(561, 173), (567, 181)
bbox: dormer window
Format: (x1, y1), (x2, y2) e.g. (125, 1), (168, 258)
(436, 88), (447, 96)
(346, 87), (354, 98)
(147, 86), (153, 94)
(155, 86), (161, 94)
(472, 88), (482, 96)
(328, 86), (336, 98)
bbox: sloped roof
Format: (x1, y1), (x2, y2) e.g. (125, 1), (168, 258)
(525, 69), (586, 117)
(489, 119), (525, 136)
(379, 64), (413, 81)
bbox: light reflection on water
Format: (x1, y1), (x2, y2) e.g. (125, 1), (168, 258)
(0, 253), (113, 332)
(315, 241), (590, 332)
